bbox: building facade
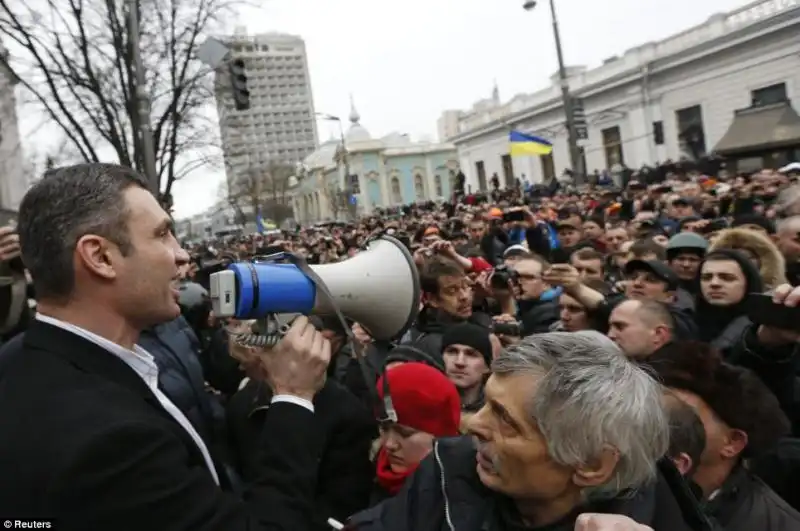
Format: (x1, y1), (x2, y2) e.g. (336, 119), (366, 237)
(0, 40), (28, 211)
(289, 101), (459, 224)
(215, 29), (319, 184)
(445, 0), (800, 191)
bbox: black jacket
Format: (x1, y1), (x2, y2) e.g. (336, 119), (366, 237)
(705, 465), (800, 531)
(139, 317), (240, 491)
(400, 308), (491, 362)
(0, 320), (324, 530)
(727, 325), (800, 436)
(517, 298), (560, 336)
(228, 377), (376, 529)
(346, 436), (710, 531)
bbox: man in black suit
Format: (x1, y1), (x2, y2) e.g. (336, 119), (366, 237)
(0, 163), (332, 530)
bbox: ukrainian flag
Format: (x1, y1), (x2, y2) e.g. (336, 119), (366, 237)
(509, 130), (553, 156)
(256, 208), (265, 234)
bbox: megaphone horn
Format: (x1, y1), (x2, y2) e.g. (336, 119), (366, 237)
(209, 235), (421, 341)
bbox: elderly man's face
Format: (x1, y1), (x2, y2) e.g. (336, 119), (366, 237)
(467, 373), (614, 501)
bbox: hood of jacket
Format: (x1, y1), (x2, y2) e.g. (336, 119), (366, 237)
(709, 228), (787, 289)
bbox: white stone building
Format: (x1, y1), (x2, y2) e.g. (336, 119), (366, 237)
(445, 0), (800, 191)
(215, 29), (319, 182)
(0, 40), (28, 211)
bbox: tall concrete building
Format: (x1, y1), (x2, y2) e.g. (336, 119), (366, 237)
(215, 29), (319, 183)
(0, 40), (28, 211)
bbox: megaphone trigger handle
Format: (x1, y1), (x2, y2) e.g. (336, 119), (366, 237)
(229, 315), (285, 349)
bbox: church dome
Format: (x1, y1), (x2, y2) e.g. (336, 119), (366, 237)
(345, 95), (371, 143)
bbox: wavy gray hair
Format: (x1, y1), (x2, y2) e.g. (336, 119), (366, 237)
(492, 331), (668, 500)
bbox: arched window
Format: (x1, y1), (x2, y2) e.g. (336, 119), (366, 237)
(434, 175), (443, 197)
(414, 174), (425, 200)
(391, 177), (402, 204)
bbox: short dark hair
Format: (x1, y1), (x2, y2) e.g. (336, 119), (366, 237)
(420, 257), (464, 296)
(630, 239), (666, 261)
(18, 163), (148, 302)
(649, 341), (790, 459)
(664, 393), (706, 475)
(573, 248), (604, 262)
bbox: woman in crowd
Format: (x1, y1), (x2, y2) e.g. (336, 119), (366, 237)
(371, 362), (461, 504)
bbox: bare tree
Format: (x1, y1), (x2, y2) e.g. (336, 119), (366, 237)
(259, 160), (294, 226)
(0, 0), (251, 199)
(225, 159), (294, 229)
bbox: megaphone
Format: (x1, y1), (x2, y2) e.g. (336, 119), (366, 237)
(209, 234), (420, 341)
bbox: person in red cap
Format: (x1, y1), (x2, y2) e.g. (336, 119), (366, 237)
(372, 362), (461, 502)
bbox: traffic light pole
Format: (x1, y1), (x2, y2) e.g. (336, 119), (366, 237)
(127, 0), (159, 195)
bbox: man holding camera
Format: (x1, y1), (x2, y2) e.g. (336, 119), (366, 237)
(485, 253), (560, 337)
(0, 163), (331, 530)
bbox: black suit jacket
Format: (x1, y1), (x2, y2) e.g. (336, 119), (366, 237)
(0, 320), (324, 530)
(228, 377), (377, 528)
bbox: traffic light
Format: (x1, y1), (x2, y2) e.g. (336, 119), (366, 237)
(229, 58), (250, 111)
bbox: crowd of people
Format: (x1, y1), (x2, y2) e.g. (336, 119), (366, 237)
(1, 161), (800, 530)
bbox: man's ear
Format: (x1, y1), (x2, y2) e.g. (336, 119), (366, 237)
(671, 452), (694, 477)
(75, 235), (117, 281)
(654, 324), (672, 345)
(721, 429), (748, 460)
(572, 447), (619, 488)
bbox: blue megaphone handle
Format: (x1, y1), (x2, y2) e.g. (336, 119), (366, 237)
(228, 262), (316, 319)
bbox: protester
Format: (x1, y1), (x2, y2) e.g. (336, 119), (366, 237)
(2, 160), (800, 529)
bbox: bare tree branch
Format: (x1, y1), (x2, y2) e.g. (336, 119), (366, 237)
(0, 0), (254, 194)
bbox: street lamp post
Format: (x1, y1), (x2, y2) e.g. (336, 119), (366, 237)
(523, 0), (583, 182)
(127, 0), (159, 196)
(316, 113), (353, 220)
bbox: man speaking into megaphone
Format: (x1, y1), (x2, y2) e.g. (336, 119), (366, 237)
(0, 163), (336, 531)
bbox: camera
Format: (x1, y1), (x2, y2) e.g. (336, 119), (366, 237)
(492, 320), (522, 336)
(490, 265), (518, 291)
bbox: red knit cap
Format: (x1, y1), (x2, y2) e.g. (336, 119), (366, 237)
(376, 362), (461, 437)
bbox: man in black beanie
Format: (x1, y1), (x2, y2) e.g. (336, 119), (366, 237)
(441, 323), (493, 416)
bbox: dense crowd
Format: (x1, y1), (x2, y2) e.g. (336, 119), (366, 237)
(2, 161), (800, 531)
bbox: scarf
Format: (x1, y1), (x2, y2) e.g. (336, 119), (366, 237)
(375, 446), (419, 496)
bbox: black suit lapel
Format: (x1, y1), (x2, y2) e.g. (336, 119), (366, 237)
(24, 320), (210, 468)
(25, 320), (157, 403)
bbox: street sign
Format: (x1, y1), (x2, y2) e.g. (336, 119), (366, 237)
(197, 38), (230, 68)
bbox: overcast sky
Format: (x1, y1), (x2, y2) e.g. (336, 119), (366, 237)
(24, 0), (753, 218)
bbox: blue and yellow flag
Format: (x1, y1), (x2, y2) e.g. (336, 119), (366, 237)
(509, 130), (553, 156)
(256, 208), (265, 234)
